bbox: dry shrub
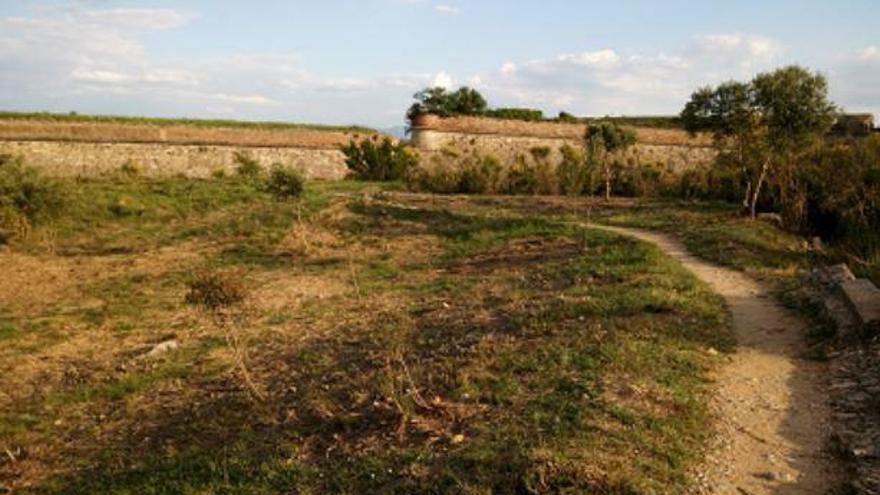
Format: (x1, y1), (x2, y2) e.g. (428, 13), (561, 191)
(185, 271), (247, 310)
(0, 154), (63, 243)
(264, 164), (305, 200)
(185, 270), (266, 400)
(234, 151), (263, 178)
(119, 159), (143, 177)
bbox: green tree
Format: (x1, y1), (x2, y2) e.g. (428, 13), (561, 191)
(406, 86), (488, 122)
(681, 66), (837, 219)
(585, 122), (637, 201)
(681, 81), (765, 214)
(752, 66), (837, 224)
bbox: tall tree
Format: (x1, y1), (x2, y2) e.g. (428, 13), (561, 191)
(681, 66), (837, 219)
(682, 81), (765, 214)
(585, 122), (637, 201)
(752, 66), (837, 224)
(406, 86), (488, 122)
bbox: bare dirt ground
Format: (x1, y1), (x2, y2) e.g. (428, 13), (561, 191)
(595, 224), (845, 494)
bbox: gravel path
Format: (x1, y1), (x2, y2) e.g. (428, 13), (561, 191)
(593, 224), (844, 494)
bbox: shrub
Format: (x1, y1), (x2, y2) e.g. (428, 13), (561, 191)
(486, 108), (544, 121)
(119, 159), (143, 177)
(108, 196), (145, 218)
(341, 136), (417, 181)
(408, 150), (505, 195)
(458, 155), (504, 194)
(264, 164), (305, 200)
(530, 147), (558, 195)
(677, 169), (711, 199)
(410, 166), (461, 194)
(234, 152), (263, 178)
(506, 156), (540, 195)
(803, 135), (880, 258)
(557, 111), (580, 123)
(558, 145), (587, 196)
(0, 155), (63, 243)
(185, 271), (247, 311)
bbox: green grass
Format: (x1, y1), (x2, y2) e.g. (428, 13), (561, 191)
(592, 201), (811, 278)
(0, 110), (375, 134)
(2, 184), (739, 494)
(15, 177), (362, 257)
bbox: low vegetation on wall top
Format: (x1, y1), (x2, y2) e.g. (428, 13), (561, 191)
(0, 111), (375, 134)
(405, 85), (689, 129)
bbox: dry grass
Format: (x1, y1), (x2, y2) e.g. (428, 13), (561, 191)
(0, 119), (378, 149)
(420, 114), (713, 146)
(0, 179), (762, 494)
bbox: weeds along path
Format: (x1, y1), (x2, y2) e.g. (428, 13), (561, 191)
(589, 224), (843, 495)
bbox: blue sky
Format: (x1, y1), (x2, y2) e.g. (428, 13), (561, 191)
(1, 0), (878, 127)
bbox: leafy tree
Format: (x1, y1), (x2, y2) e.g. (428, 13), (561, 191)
(752, 66), (837, 224)
(585, 122), (637, 201)
(406, 86), (488, 122)
(682, 81), (765, 214)
(681, 66), (837, 219)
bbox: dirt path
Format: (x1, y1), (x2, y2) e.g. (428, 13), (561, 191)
(592, 225), (843, 494)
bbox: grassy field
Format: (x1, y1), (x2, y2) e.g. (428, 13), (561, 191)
(1, 179), (810, 494)
(0, 111), (374, 134)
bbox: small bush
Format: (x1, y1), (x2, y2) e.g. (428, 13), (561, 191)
(486, 108), (544, 121)
(185, 271), (246, 311)
(557, 111), (580, 123)
(0, 155), (63, 243)
(108, 195), (145, 217)
(341, 136), (417, 181)
(264, 164), (305, 200)
(119, 160), (143, 177)
(530, 147), (558, 195)
(410, 165), (462, 194)
(557, 145), (587, 195)
(234, 152), (263, 178)
(458, 155), (504, 194)
(506, 156), (540, 195)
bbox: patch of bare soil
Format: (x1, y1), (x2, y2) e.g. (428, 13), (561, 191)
(593, 225), (845, 494)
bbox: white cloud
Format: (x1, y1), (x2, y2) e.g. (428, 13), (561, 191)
(686, 33), (783, 72)
(431, 71), (454, 89)
(468, 34), (787, 116)
(210, 93), (275, 105)
(829, 46), (880, 118)
(859, 45), (879, 61)
(0, 9), (876, 128)
(71, 68), (135, 84)
(80, 8), (196, 30)
(434, 5), (460, 15)
(557, 49), (620, 68)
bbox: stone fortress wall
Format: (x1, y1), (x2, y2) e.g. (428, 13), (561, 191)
(409, 114), (717, 171)
(0, 119), (377, 179)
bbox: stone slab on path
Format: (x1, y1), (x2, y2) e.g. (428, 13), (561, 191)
(841, 279), (880, 326)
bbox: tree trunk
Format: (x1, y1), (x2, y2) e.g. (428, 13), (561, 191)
(749, 159), (770, 219)
(604, 162), (611, 202)
(737, 138), (751, 213)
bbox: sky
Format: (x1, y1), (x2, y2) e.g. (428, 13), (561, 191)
(0, 0), (878, 128)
